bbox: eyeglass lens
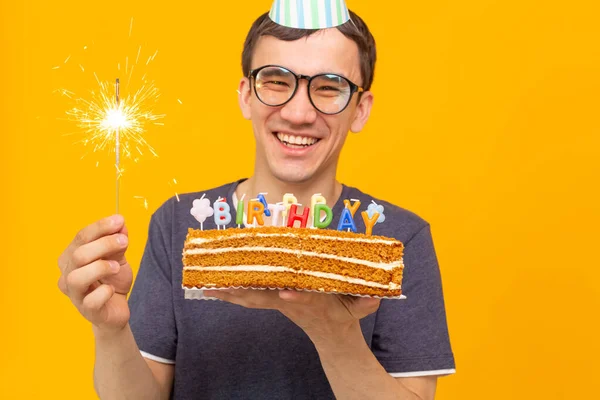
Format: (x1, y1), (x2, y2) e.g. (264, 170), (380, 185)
(254, 66), (353, 114)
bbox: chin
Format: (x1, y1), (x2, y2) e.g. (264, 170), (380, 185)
(269, 161), (317, 184)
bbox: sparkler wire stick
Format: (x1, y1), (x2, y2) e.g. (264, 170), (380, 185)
(116, 78), (120, 214)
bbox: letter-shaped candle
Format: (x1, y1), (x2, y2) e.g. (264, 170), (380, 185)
(247, 200), (265, 226)
(343, 199), (361, 217)
(337, 207), (357, 232)
(313, 203), (333, 229)
(213, 199), (232, 229)
(236, 194), (245, 227)
(257, 193), (271, 217)
(269, 202), (286, 227)
(282, 193), (298, 223)
(287, 204), (309, 228)
(310, 193), (327, 228)
(361, 211), (379, 236)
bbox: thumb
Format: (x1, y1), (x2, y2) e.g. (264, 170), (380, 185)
(351, 297), (381, 318)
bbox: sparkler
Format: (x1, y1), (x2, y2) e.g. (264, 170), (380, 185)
(115, 78), (121, 213)
(64, 69), (163, 213)
(58, 18), (165, 213)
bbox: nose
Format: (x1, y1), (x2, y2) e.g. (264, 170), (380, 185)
(279, 80), (318, 125)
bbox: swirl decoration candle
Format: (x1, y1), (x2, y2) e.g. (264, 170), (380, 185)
(190, 194), (213, 231)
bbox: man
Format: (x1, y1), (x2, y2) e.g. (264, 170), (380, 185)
(58, 3), (455, 399)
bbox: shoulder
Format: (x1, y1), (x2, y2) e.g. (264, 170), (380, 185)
(344, 185), (429, 243)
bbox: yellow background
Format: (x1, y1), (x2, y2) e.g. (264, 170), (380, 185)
(1, 0), (599, 398)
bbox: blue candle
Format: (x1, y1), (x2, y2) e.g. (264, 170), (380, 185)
(337, 207), (357, 232)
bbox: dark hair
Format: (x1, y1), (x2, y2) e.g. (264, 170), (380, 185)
(242, 10), (377, 91)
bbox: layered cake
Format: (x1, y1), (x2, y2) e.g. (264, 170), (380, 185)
(182, 226), (404, 298)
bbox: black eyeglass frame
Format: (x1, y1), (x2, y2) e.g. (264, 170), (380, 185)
(247, 64), (365, 115)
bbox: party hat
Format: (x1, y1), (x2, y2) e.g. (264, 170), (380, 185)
(269, 0), (351, 30)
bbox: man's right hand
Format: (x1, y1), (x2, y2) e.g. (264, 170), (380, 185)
(58, 215), (134, 335)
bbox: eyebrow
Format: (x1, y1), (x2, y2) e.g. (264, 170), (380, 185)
(257, 68), (291, 78)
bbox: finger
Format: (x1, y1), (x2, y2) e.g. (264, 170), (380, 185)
(348, 297), (381, 318)
(66, 259), (120, 303)
(81, 284), (114, 315)
(278, 290), (320, 304)
(69, 233), (128, 272)
(58, 215), (125, 272)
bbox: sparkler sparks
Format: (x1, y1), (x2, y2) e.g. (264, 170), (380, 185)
(65, 78), (163, 161)
(57, 18), (166, 214)
(168, 178), (180, 202)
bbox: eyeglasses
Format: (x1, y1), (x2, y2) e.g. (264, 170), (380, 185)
(248, 65), (364, 115)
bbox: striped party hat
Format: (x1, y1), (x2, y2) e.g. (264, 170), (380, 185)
(269, 0), (351, 30)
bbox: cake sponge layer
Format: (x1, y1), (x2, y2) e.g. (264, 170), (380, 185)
(183, 270), (402, 298)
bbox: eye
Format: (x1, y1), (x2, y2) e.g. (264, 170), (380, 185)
(316, 86), (341, 92)
(267, 80), (289, 86)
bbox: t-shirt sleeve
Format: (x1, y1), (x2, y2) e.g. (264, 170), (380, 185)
(372, 224), (455, 376)
(128, 208), (177, 363)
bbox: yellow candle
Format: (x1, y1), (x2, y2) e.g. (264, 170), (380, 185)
(361, 210), (379, 236)
(343, 199), (361, 217)
(282, 193), (298, 225)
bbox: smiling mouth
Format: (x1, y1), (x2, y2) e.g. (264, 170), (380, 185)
(275, 132), (321, 149)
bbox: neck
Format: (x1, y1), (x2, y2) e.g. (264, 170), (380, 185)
(236, 171), (343, 208)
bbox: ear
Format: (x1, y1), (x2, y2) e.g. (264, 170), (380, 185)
(350, 91), (374, 133)
(238, 77), (252, 120)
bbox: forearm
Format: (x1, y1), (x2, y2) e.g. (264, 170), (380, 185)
(313, 323), (421, 400)
(93, 324), (165, 400)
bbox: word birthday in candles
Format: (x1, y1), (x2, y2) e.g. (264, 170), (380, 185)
(190, 193), (386, 236)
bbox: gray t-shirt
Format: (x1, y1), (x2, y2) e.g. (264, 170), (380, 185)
(129, 179), (455, 399)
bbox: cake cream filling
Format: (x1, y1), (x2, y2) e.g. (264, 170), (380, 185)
(184, 246), (403, 271)
(189, 233), (398, 246)
(184, 265), (401, 290)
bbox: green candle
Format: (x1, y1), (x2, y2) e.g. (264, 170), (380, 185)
(236, 196), (244, 227)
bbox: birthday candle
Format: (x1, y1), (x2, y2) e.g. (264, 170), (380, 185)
(287, 204), (309, 228)
(310, 193), (327, 228)
(337, 207), (357, 232)
(361, 211), (379, 236)
(343, 199), (361, 217)
(282, 193), (297, 225)
(269, 202), (286, 227)
(257, 193), (271, 217)
(236, 194), (245, 228)
(247, 199), (265, 226)
(313, 203), (333, 229)
(213, 198), (232, 230)
(190, 194), (213, 231)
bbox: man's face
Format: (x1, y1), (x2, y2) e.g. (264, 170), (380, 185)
(239, 29), (373, 184)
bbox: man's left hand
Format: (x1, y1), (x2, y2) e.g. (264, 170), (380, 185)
(203, 289), (380, 344)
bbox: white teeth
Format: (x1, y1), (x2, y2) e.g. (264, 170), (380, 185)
(275, 132), (319, 147)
